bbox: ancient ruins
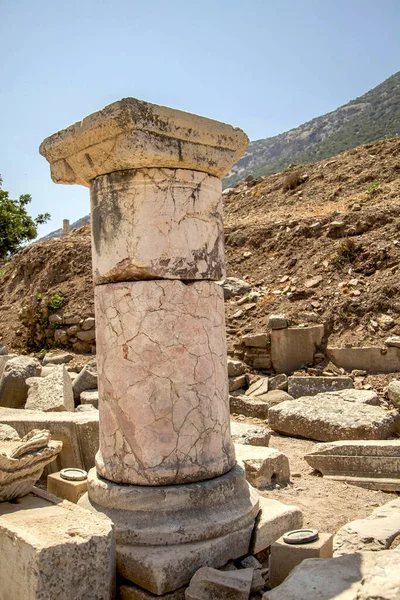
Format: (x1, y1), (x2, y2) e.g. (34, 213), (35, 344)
(0, 98), (399, 599)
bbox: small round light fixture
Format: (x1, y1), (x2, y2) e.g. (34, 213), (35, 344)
(283, 529), (319, 545)
(60, 468), (87, 481)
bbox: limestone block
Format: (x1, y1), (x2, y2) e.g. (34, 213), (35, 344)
(268, 314), (288, 330)
(0, 354), (17, 379)
(230, 421), (270, 446)
(91, 168), (225, 283)
(80, 389), (99, 408)
(304, 440), (400, 491)
(185, 567), (254, 600)
(76, 329), (96, 341)
(47, 471), (88, 503)
(269, 374), (288, 391)
(250, 496), (303, 554)
(355, 551), (400, 600)
(235, 443), (290, 489)
(287, 376), (354, 398)
(82, 317), (95, 330)
(80, 465), (258, 594)
(271, 325), (324, 374)
(39, 97), (249, 186)
(227, 359), (246, 377)
(219, 277), (251, 299)
(268, 395), (400, 442)
(327, 346), (400, 373)
(230, 395), (270, 419)
(333, 498), (400, 555)
(0, 488), (115, 600)
(262, 551), (400, 600)
(269, 533), (333, 588)
(0, 428), (62, 501)
(245, 377), (269, 397)
(42, 352), (73, 365)
(0, 356), (41, 408)
(25, 366), (74, 412)
(229, 375), (247, 392)
(95, 280), (234, 485)
(242, 333), (270, 348)
(388, 380), (400, 409)
(230, 391), (293, 420)
(0, 407), (99, 473)
(72, 358), (97, 400)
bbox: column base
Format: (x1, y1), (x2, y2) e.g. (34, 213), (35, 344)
(78, 464), (259, 595)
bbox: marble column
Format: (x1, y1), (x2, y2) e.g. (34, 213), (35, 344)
(40, 98), (259, 596)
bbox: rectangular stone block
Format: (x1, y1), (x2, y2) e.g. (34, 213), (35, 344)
(242, 333), (270, 348)
(268, 395), (400, 442)
(304, 440), (400, 491)
(47, 471), (88, 503)
(271, 325), (324, 374)
(230, 395), (270, 420)
(269, 533), (333, 588)
(0, 488), (115, 600)
(327, 346), (400, 373)
(250, 496), (303, 554)
(0, 407), (99, 474)
(91, 169), (225, 283)
(288, 376), (353, 398)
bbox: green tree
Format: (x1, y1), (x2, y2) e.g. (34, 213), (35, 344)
(0, 175), (50, 258)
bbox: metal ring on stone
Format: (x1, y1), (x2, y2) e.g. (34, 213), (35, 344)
(283, 529), (319, 544)
(60, 468), (88, 481)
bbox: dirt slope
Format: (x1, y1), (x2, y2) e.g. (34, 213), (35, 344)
(0, 138), (399, 359)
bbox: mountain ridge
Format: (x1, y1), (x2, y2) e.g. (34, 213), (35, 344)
(223, 71), (400, 188)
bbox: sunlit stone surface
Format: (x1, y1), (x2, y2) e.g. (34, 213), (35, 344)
(95, 279), (234, 485)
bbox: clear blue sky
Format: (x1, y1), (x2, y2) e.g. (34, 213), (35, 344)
(1, 0), (399, 237)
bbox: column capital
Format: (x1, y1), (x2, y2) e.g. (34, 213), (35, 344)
(40, 98), (249, 186)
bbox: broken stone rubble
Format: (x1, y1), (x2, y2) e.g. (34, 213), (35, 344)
(0, 356), (41, 409)
(235, 443), (290, 489)
(72, 358), (97, 400)
(25, 366), (74, 412)
(230, 421), (270, 446)
(185, 567), (254, 600)
(0, 427), (62, 501)
(0, 407), (99, 474)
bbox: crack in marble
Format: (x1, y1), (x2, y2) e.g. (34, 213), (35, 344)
(95, 279), (234, 485)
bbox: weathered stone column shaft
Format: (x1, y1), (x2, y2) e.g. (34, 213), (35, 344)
(95, 279), (234, 485)
(90, 167), (225, 284)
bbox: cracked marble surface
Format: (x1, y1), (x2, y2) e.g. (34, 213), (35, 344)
(95, 279), (234, 485)
(91, 168), (225, 284)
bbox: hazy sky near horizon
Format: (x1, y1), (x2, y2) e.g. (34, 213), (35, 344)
(1, 0), (399, 237)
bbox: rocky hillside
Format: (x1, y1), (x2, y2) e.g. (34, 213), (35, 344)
(224, 72), (400, 188)
(0, 138), (399, 365)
